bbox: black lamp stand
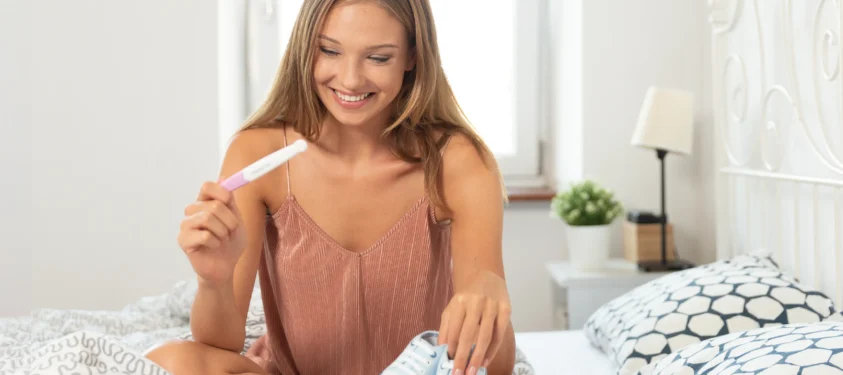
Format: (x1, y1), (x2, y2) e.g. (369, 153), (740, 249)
(638, 149), (695, 272)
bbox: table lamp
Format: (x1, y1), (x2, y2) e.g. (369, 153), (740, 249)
(630, 86), (696, 272)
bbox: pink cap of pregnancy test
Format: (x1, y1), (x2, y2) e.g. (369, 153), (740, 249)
(220, 172), (248, 191)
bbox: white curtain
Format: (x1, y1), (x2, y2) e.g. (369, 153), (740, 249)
(217, 0), (283, 162)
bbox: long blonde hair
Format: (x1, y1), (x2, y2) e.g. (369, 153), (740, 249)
(239, 0), (503, 207)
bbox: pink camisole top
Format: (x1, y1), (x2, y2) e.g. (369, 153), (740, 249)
(244, 131), (455, 374)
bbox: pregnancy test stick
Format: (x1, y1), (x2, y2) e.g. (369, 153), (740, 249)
(220, 139), (307, 191)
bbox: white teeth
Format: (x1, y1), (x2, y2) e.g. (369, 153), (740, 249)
(334, 90), (371, 102)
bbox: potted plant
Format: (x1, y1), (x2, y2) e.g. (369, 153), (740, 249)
(550, 180), (624, 269)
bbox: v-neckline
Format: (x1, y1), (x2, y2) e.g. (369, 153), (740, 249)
(272, 195), (430, 257)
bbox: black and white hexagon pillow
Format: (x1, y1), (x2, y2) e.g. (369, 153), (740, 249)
(633, 321), (843, 375)
(583, 251), (839, 375)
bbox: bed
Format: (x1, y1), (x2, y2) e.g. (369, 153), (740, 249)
(0, 280), (547, 375)
(515, 330), (616, 375)
(0, 280), (604, 375)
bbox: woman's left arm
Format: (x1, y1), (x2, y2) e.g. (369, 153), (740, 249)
(436, 135), (515, 375)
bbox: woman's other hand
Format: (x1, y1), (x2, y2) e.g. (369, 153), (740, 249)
(438, 270), (512, 375)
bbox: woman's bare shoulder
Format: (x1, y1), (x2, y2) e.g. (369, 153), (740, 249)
(434, 132), (502, 217)
(440, 132), (498, 179)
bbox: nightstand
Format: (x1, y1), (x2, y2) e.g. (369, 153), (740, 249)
(547, 259), (671, 330)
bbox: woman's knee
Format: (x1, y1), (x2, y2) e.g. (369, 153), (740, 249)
(145, 339), (266, 375)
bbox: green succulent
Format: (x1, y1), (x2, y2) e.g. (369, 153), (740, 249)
(551, 180), (624, 226)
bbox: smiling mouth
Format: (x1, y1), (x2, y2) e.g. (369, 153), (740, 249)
(332, 89), (373, 102)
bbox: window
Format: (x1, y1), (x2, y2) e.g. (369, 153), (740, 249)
(426, 0), (542, 181)
(272, 0), (543, 180)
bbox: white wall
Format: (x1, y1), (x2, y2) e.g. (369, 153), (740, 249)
(579, 0), (716, 266)
(0, 1), (220, 317)
(0, 1), (33, 317)
(501, 204), (566, 332)
(546, 0), (716, 265)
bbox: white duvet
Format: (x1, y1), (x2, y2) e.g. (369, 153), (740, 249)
(0, 281), (535, 375)
(0, 281), (267, 375)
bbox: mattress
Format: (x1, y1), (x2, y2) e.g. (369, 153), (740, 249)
(515, 330), (616, 375)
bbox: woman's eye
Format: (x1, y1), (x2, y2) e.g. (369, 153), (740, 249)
(369, 56), (390, 64)
(320, 47), (339, 56)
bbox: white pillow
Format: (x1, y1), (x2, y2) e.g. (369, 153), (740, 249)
(633, 321), (843, 375)
(583, 251), (839, 375)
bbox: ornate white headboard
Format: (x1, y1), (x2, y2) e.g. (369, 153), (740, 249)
(710, 0), (843, 307)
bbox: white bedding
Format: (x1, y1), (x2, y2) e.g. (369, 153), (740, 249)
(0, 280), (268, 375)
(515, 330), (616, 375)
(0, 280), (541, 375)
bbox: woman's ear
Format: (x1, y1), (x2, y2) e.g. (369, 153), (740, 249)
(406, 47), (417, 72)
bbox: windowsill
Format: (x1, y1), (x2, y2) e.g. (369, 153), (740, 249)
(507, 186), (557, 202)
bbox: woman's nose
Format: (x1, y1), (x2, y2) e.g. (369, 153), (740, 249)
(339, 60), (365, 91)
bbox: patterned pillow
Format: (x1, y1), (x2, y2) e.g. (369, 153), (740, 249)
(633, 321), (843, 375)
(583, 251), (838, 375)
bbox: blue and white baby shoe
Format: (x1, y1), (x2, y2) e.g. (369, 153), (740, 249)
(381, 331), (487, 375)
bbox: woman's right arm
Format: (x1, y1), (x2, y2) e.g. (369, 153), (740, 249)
(177, 131), (276, 352)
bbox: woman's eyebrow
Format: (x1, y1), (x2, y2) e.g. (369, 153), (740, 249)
(368, 43), (399, 49)
(318, 34), (399, 49)
(318, 34), (340, 44)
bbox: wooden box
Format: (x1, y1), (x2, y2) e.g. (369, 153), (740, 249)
(623, 220), (676, 263)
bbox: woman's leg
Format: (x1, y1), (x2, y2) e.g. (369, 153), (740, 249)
(145, 339), (268, 375)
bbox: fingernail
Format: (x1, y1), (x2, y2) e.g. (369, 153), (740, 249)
(468, 366), (477, 375)
(454, 370), (463, 375)
(482, 359), (490, 368)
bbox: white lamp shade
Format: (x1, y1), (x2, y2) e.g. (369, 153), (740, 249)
(631, 86), (695, 155)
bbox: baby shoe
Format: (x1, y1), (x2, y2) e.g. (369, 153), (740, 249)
(381, 330), (487, 375)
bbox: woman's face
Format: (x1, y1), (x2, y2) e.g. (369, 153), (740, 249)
(313, 1), (415, 129)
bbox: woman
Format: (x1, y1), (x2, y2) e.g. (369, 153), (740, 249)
(146, 0), (515, 374)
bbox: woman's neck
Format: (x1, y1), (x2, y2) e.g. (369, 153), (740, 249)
(317, 115), (394, 164)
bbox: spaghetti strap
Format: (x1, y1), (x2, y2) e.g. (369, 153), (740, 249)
(429, 133), (453, 223)
(283, 127), (292, 196)
(439, 133), (452, 156)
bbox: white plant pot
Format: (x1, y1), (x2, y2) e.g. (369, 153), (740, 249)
(565, 224), (611, 270)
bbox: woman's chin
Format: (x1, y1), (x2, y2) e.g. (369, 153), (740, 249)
(326, 106), (391, 129)
(329, 112), (371, 128)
